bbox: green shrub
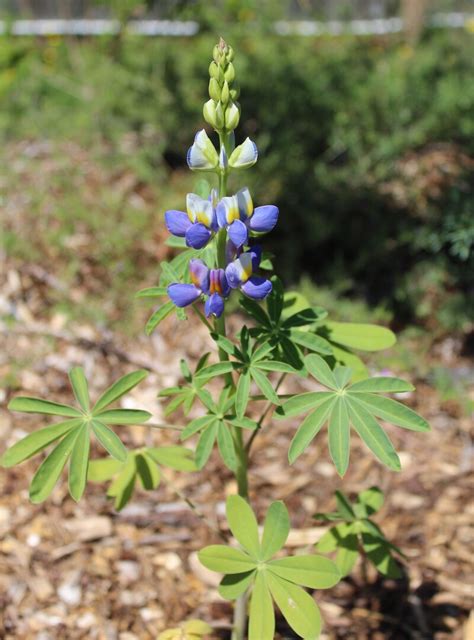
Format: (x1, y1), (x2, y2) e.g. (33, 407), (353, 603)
(1, 29), (472, 330)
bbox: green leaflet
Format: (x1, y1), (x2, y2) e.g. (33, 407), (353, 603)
(107, 456), (136, 511)
(8, 397), (81, 418)
(249, 572), (274, 640)
(235, 371), (250, 418)
(145, 300), (175, 335)
(279, 391), (333, 418)
(349, 377), (414, 393)
(324, 322), (396, 352)
(94, 409), (151, 424)
(226, 495), (260, 559)
(29, 427), (81, 503)
(219, 570), (256, 601)
(69, 367), (90, 411)
(93, 370), (148, 412)
(260, 501), (290, 561)
(1, 418), (82, 468)
(350, 393), (430, 431)
(328, 398), (350, 477)
(68, 424), (91, 502)
(356, 486), (384, 516)
(250, 368), (279, 405)
(304, 354), (338, 390)
(217, 422), (237, 471)
(88, 458), (123, 482)
(146, 446), (196, 471)
(347, 401), (401, 471)
(290, 329), (333, 356)
(267, 555), (340, 589)
(136, 453), (161, 490)
(266, 572), (322, 639)
(334, 533), (359, 576)
(195, 422), (218, 469)
(198, 545), (256, 574)
(92, 420), (128, 462)
(288, 397), (336, 464)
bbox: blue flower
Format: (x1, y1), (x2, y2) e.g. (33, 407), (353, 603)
(216, 188), (278, 248)
(165, 191), (218, 249)
(168, 259), (230, 318)
(225, 247), (272, 299)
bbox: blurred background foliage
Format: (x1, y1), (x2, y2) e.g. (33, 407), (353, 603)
(0, 0), (473, 336)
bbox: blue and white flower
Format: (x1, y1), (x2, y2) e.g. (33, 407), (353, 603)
(229, 137), (258, 169)
(187, 129), (219, 171)
(225, 246), (272, 299)
(165, 191), (218, 249)
(217, 187), (279, 248)
(168, 259), (230, 318)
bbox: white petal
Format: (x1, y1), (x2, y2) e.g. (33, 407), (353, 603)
(186, 193), (214, 227)
(236, 187), (253, 219)
(187, 129), (219, 171)
(229, 137), (258, 169)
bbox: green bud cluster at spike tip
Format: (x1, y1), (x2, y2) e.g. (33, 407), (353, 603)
(204, 38), (240, 133)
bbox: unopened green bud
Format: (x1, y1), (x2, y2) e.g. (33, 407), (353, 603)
(225, 101), (240, 131)
(224, 62), (235, 84)
(230, 84), (240, 101)
(209, 61), (219, 80)
(221, 81), (230, 106)
(203, 99), (217, 128)
(209, 78), (221, 102)
(212, 44), (220, 64)
(227, 46), (234, 62)
(215, 101), (225, 129)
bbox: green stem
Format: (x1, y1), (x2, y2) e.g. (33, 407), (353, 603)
(214, 143), (248, 639)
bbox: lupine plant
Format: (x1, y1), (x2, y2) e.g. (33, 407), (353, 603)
(314, 488), (405, 580)
(2, 39), (430, 639)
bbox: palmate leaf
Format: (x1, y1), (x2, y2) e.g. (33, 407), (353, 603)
(88, 445), (196, 511)
(281, 354), (428, 475)
(200, 497), (340, 640)
(4, 367), (150, 503)
(314, 487), (404, 579)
